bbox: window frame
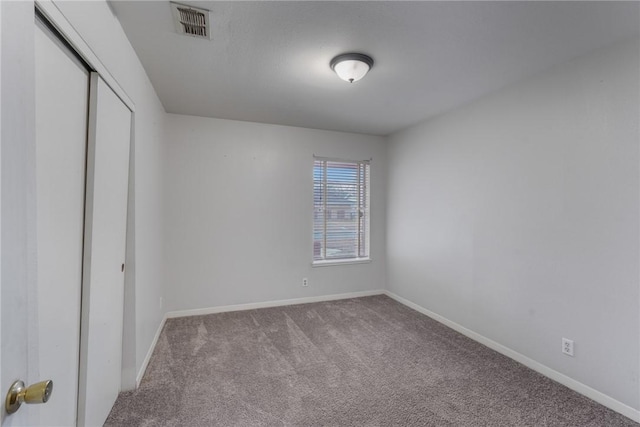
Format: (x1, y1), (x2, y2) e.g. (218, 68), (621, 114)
(312, 156), (371, 267)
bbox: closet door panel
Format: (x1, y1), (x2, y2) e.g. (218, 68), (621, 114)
(78, 73), (131, 427)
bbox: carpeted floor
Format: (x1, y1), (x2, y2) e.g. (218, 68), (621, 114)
(105, 295), (638, 426)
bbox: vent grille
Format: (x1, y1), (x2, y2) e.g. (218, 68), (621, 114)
(170, 2), (212, 40)
(177, 7), (206, 37)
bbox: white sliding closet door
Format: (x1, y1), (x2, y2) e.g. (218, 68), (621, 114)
(35, 16), (89, 427)
(78, 74), (132, 427)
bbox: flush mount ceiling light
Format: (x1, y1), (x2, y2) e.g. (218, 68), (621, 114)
(330, 53), (374, 83)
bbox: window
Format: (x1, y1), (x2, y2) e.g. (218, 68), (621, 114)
(313, 158), (370, 263)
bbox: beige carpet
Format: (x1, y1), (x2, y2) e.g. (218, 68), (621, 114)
(106, 295), (637, 426)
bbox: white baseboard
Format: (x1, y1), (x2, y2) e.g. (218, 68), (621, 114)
(165, 289), (385, 319)
(384, 290), (640, 423)
(136, 314), (167, 388)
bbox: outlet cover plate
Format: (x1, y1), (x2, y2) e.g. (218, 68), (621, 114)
(562, 338), (574, 357)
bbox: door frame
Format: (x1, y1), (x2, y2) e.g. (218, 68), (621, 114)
(35, 1), (134, 111)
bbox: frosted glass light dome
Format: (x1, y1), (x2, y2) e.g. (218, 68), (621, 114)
(330, 53), (374, 83)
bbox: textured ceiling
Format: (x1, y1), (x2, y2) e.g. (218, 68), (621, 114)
(111, 1), (639, 136)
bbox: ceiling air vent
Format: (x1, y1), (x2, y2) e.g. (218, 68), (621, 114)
(170, 2), (212, 40)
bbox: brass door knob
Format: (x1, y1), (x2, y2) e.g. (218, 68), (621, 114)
(5, 380), (53, 414)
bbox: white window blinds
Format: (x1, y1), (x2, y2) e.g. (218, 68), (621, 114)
(313, 158), (370, 262)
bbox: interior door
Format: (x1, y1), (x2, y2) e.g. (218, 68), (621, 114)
(34, 15), (89, 426)
(0, 2), (38, 425)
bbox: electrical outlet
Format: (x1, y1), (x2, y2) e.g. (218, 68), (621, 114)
(562, 338), (574, 357)
(159, 297), (163, 309)
(302, 278), (308, 287)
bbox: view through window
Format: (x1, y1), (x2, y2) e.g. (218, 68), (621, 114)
(313, 158), (370, 262)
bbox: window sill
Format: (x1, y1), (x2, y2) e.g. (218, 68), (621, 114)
(312, 258), (372, 267)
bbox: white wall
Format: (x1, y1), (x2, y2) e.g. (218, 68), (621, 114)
(53, 1), (166, 384)
(164, 114), (387, 312)
(387, 38), (640, 412)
